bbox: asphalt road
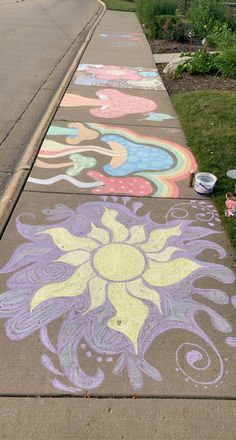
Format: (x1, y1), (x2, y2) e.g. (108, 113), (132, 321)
(0, 0), (101, 196)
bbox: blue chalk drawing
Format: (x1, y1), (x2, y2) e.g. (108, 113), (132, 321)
(102, 135), (174, 176)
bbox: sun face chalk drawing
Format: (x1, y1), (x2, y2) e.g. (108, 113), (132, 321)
(28, 123), (197, 198)
(74, 64), (165, 90)
(0, 199), (235, 393)
(60, 89), (173, 121)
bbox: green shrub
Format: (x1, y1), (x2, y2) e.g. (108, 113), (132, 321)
(150, 15), (185, 40)
(174, 50), (218, 78)
(207, 24), (236, 50)
(136, 0), (178, 27)
(177, 0), (192, 16)
(227, 11), (236, 32)
(189, 0), (231, 37)
(215, 48), (236, 78)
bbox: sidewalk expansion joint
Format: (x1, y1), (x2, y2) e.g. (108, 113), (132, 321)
(0, 394), (235, 401)
(22, 187), (209, 202)
(53, 118), (180, 130)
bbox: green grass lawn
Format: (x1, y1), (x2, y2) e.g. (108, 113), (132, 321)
(103, 0), (137, 12)
(172, 90), (236, 256)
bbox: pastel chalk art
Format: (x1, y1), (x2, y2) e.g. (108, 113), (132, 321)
(74, 64), (165, 90)
(60, 88), (174, 122)
(0, 198), (235, 393)
(97, 32), (144, 48)
(28, 122), (197, 198)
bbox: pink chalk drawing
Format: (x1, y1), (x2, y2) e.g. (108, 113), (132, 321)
(60, 89), (157, 119)
(74, 64), (165, 90)
(87, 171), (153, 196)
(79, 65), (140, 81)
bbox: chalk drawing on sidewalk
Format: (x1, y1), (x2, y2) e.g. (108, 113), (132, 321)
(74, 64), (165, 90)
(98, 32), (144, 47)
(0, 199), (234, 393)
(28, 123), (197, 197)
(60, 89), (174, 121)
(28, 175), (104, 189)
(99, 32), (143, 41)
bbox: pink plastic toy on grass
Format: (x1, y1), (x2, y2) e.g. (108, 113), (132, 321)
(225, 193), (236, 217)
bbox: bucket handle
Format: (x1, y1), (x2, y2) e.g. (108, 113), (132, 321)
(199, 181), (212, 191)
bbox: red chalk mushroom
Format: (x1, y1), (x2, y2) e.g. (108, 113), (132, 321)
(88, 171), (153, 196)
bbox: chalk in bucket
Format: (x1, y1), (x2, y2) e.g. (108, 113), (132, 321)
(194, 172), (217, 195)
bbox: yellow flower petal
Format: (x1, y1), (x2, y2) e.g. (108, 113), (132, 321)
(101, 208), (128, 242)
(127, 278), (162, 313)
(56, 250), (89, 266)
(147, 246), (180, 263)
(140, 225), (182, 253)
(31, 262), (94, 311)
(108, 282), (148, 354)
(126, 225), (146, 244)
(87, 223), (110, 244)
(38, 227), (98, 251)
(143, 258), (201, 287)
(85, 277), (107, 314)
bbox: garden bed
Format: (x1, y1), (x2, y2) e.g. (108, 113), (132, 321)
(158, 63), (236, 94)
(150, 38), (213, 54)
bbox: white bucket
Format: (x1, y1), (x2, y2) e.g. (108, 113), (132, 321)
(194, 172), (217, 195)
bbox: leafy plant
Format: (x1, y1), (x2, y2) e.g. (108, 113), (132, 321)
(207, 24), (236, 50)
(215, 48), (236, 78)
(136, 0), (178, 27)
(174, 49), (218, 78)
(177, 0), (192, 16)
(189, 0), (231, 37)
(150, 15), (185, 40)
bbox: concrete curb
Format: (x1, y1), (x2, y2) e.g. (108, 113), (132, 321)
(0, 0), (106, 238)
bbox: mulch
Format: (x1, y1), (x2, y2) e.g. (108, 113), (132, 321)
(150, 37), (236, 95)
(149, 38), (211, 54)
(157, 63), (236, 95)
(150, 37), (236, 94)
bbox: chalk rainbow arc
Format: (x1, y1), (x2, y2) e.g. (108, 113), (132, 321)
(88, 124), (197, 197)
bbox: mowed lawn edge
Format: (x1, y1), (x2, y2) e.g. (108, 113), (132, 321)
(172, 90), (236, 256)
(103, 0), (137, 12)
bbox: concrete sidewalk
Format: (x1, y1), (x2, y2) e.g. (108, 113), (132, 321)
(0, 0), (102, 196)
(0, 10), (235, 439)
